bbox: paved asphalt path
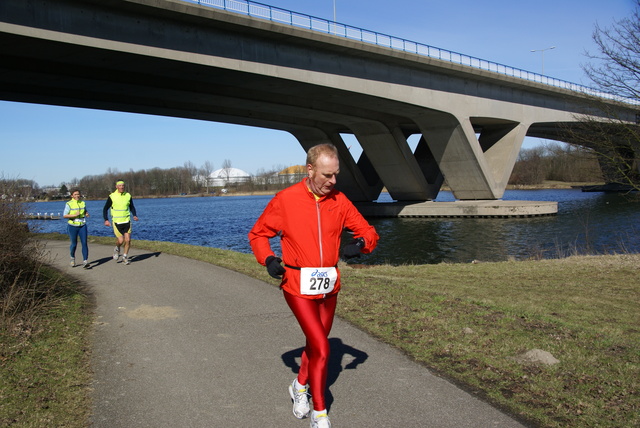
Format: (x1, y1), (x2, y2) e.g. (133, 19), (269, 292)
(44, 240), (526, 428)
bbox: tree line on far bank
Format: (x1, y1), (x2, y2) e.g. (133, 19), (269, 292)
(510, 142), (603, 185)
(1, 161), (302, 200)
(1, 142), (607, 200)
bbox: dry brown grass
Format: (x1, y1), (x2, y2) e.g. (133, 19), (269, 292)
(1, 199), (92, 427)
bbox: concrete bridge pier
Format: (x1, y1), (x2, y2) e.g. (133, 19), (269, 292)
(350, 121), (433, 201)
(411, 135), (445, 200)
(289, 120), (557, 219)
(477, 121), (529, 191)
(415, 113), (528, 201)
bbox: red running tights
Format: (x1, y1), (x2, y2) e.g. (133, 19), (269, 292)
(283, 291), (338, 411)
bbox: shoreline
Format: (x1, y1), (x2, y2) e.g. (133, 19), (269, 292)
(34, 181), (604, 201)
(172, 181), (604, 198)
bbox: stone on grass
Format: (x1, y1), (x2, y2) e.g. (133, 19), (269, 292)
(512, 349), (560, 366)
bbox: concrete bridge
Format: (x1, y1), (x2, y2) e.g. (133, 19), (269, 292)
(1, 0), (637, 216)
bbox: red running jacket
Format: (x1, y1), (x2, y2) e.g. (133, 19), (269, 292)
(248, 179), (379, 299)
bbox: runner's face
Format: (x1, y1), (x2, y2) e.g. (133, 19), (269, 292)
(71, 191), (81, 200)
(307, 154), (339, 196)
(116, 183), (125, 193)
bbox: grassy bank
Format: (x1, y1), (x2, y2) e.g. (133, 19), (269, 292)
(8, 233), (640, 427)
(0, 266), (92, 427)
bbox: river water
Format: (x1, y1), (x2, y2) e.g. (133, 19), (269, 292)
(27, 189), (640, 265)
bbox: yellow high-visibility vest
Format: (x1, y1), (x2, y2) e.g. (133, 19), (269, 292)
(66, 199), (86, 226)
(109, 191), (132, 224)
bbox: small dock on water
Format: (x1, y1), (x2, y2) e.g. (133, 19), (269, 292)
(26, 213), (61, 220)
(574, 184), (637, 193)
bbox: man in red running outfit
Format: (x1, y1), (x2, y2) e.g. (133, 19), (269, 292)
(249, 143), (379, 428)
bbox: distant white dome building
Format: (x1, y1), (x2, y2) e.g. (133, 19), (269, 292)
(209, 167), (251, 187)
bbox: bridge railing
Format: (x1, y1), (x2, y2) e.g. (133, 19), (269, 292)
(190, 0), (634, 104)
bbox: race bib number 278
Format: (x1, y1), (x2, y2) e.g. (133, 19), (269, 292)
(300, 267), (337, 295)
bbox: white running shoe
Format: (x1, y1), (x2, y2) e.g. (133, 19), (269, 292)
(123, 256), (130, 265)
(113, 246), (120, 260)
(310, 411), (331, 428)
(82, 260), (89, 269)
(288, 379), (310, 419)
(70, 258), (75, 267)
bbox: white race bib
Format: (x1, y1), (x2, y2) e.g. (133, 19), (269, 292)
(300, 267), (338, 295)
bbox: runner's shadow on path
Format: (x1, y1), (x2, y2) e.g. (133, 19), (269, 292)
(281, 337), (369, 411)
(85, 256), (112, 269)
(127, 252), (162, 263)
(86, 252), (162, 268)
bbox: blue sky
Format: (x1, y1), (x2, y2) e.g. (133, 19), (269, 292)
(1, 0), (636, 187)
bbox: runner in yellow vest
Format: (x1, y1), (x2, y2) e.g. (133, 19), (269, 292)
(102, 180), (139, 265)
(63, 188), (90, 268)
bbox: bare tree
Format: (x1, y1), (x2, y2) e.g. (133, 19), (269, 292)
(509, 147), (546, 186)
(572, 1), (640, 190)
(584, 3), (640, 101)
(200, 160), (214, 194)
(182, 161), (199, 194)
(221, 159), (233, 185)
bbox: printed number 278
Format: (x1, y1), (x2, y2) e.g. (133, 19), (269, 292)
(309, 277), (331, 290)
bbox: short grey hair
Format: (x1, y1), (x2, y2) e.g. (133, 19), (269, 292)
(306, 143), (338, 166)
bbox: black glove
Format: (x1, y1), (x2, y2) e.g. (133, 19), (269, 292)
(343, 237), (365, 259)
(265, 255), (286, 279)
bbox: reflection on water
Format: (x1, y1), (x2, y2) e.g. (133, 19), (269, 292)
(28, 189), (639, 265)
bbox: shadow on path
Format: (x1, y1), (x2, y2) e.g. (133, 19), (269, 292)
(85, 251), (162, 268)
(281, 337), (369, 411)
(128, 252), (162, 263)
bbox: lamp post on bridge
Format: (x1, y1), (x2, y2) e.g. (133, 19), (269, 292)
(330, 0), (337, 34)
(530, 46), (555, 75)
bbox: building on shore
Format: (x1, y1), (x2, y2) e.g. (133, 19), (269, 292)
(276, 165), (306, 184)
(194, 165), (306, 189)
(194, 167), (251, 188)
